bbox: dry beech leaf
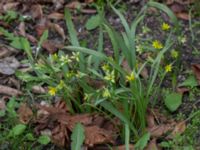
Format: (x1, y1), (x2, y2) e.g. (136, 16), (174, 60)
(192, 64), (200, 85)
(176, 87), (189, 94)
(0, 99), (6, 111)
(171, 121), (186, 137)
(17, 103), (33, 124)
(145, 138), (158, 150)
(32, 85), (46, 94)
(148, 124), (173, 137)
(170, 3), (186, 13)
(65, 1), (82, 9)
(3, 2), (19, 12)
(0, 57), (20, 75)
(176, 12), (189, 20)
(84, 126), (114, 147)
(30, 4), (43, 19)
(0, 85), (22, 96)
(51, 23), (66, 40)
(42, 40), (64, 54)
(48, 12), (64, 20)
(0, 44), (18, 59)
(18, 22), (26, 37)
(114, 144), (134, 150)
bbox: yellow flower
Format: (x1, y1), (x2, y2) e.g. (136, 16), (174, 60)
(57, 80), (65, 90)
(60, 55), (72, 65)
(162, 22), (170, 31)
(102, 88), (111, 98)
(171, 50), (178, 58)
(71, 52), (80, 62)
(104, 70), (115, 83)
(102, 64), (110, 72)
(48, 87), (56, 96)
(165, 64), (172, 72)
(126, 72), (135, 82)
(152, 40), (163, 49)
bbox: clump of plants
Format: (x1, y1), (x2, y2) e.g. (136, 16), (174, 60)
(0, 1), (186, 149)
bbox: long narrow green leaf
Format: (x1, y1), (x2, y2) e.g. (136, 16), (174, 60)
(100, 101), (129, 124)
(64, 9), (79, 46)
(71, 123), (85, 150)
(125, 124), (130, 150)
(104, 24), (119, 63)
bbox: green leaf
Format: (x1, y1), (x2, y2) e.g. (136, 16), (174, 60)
(179, 75), (198, 88)
(9, 124), (26, 137)
(71, 123), (85, 150)
(85, 15), (101, 30)
(20, 37), (33, 62)
(164, 92), (182, 112)
(10, 37), (23, 49)
(135, 132), (150, 150)
(37, 135), (51, 145)
(26, 133), (35, 141)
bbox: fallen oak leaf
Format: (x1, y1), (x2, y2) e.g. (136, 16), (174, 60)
(192, 64), (200, 85)
(17, 103), (33, 124)
(84, 125), (115, 147)
(171, 121), (186, 137)
(0, 84), (22, 96)
(47, 12), (64, 20)
(176, 12), (189, 20)
(145, 138), (159, 150)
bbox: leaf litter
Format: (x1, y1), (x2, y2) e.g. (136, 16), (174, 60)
(33, 100), (118, 148)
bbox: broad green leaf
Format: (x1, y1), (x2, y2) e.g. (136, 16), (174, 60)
(85, 15), (101, 30)
(9, 124), (26, 137)
(164, 92), (182, 112)
(20, 37), (33, 61)
(37, 135), (51, 145)
(179, 75), (198, 88)
(71, 123), (85, 150)
(135, 132), (150, 150)
(10, 37), (23, 49)
(26, 133), (35, 141)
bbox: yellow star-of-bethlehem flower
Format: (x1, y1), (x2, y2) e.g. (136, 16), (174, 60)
(126, 72), (135, 82)
(165, 64), (172, 72)
(152, 40), (163, 49)
(162, 22), (170, 31)
(171, 50), (178, 58)
(102, 88), (111, 98)
(48, 87), (56, 96)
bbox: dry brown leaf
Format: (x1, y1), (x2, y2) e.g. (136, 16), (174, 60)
(171, 121), (186, 137)
(35, 18), (49, 37)
(3, 2), (19, 12)
(0, 99), (6, 111)
(170, 3), (186, 13)
(114, 144), (134, 150)
(65, 1), (82, 9)
(0, 44), (18, 58)
(176, 87), (189, 94)
(51, 23), (66, 40)
(42, 40), (63, 54)
(192, 64), (200, 85)
(145, 138), (158, 150)
(0, 85), (22, 96)
(17, 103), (33, 124)
(176, 12), (189, 20)
(18, 22), (26, 37)
(149, 124), (173, 137)
(30, 4), (43, 19)
(0, 57), (20, 75)
(32, 85), (46, 94)
(48, 12), (64, 20)
(85, 126), (114, 147)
